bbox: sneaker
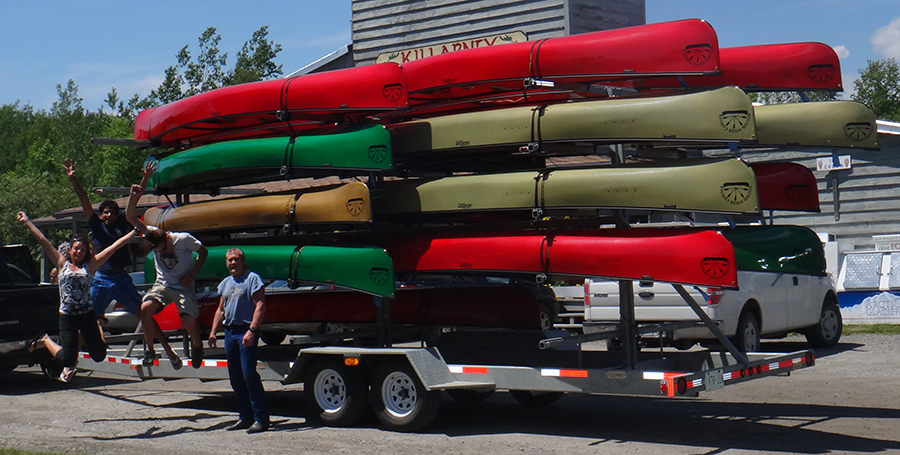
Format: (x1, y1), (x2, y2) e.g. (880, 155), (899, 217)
(191, 344), (204, 369)
(168, 352), (183, 370)
(142, 348), (157, 367)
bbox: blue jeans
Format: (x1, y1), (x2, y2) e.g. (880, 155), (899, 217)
(224, 327), (269, 424)
(91, 270), (142, 317)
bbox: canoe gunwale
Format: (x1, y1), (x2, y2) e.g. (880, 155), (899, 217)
(407, 70), (725, 95)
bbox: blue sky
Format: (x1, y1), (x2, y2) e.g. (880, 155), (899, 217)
(2, 0), (898, 111)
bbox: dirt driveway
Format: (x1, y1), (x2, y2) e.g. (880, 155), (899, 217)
(1, 333), (898, 455)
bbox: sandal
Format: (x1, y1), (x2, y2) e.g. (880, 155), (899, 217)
(142, 348), (158, 367)
(168, 352), (183, 370)
(59, 367), (76, 383)
(27, 331), (47, 352)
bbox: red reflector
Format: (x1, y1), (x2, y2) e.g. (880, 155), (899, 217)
(559, 369), (588, 378)
(779, 360), (793, 369)
(463, 366), (489, 374)
(660, 382), (668, 395)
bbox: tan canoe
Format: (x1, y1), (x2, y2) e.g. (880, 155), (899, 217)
(142, 182), (371, 232)
(754, 100), (878, 149)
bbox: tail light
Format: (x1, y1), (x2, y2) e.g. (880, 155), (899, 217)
(706, 287), (725, 306)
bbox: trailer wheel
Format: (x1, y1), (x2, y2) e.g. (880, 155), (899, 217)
(508, 390), (563, 407)
(370, 359), (440, 432)
(805, 296), (842, 348)
(538, 304), (555, 331)
(732, 311), (760, 353)
(304, 358), (368, 427)
(446, 389), (495, 404)
(259, 331), (285, 346)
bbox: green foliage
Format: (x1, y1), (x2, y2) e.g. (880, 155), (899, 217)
(749, 90), (839, 104)
(226, 26), (284, 85)
(1, 25), (283, 249)
(852, 58), (900, 121)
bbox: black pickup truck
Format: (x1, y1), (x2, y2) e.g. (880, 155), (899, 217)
(0, 245), (59, 373)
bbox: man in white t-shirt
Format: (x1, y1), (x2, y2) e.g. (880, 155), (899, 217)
(127, 162), (208, 369)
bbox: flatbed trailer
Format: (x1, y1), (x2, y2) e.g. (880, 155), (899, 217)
(77, 281), (815, 432)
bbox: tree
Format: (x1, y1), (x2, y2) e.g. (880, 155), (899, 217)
(750, 90), (838, 104)
(852, 58), (900, 121)
(183, 27), (229, 96)
(226, 26), (284, 85)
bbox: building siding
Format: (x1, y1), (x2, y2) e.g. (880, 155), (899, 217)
(351, 0), (645, 66)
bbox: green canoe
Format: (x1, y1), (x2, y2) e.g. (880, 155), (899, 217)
(147, 245), (395, 298)
(754, 100), (878, 149)
(722, 225), (826, 276)
(148, 124), (393, 190)
(373, 159), (760, 216)
(389, 87), (758, 158)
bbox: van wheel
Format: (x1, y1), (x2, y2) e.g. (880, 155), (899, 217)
(304, 358), (368, 427)
(805, 297), (842, 348)
(732, 311), (760, 353)
(371, 359), (441, 432)
(508, 390), (563, 407)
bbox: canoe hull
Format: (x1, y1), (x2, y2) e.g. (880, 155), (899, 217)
(368, 229), (738, 288)
(134, 63), (408, 148)
(373, 159), (760, 216)
(391, 87), (757, 165)
(751, 162), (820, 212)
(755, 101), (878, 149)
(142, 182), (372, 232)
(149, 125), (392, 190)
(404, 19), (719, 100)
(184, 244), (395, 298)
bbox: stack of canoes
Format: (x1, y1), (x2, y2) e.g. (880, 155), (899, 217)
(132, 19), (877, 330)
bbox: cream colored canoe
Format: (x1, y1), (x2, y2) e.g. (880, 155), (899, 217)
(142, 182), (371, 232)
(754, 100), (878, 149)
(389, 87), (758, 158)
(373, 159), (760, 216)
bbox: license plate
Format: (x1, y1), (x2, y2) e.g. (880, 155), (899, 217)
(705, 368), (725, 391)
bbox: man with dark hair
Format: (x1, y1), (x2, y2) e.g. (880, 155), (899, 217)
(64, 159), (142, 342)
(127, 161), (208, 369)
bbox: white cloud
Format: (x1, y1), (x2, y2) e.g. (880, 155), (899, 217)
(832, 45), (850, 59)
(872, 16), (900, 59)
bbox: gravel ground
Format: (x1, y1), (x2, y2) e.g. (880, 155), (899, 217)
(1, 333), (898, 455)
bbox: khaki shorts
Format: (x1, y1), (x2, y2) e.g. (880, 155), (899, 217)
(143, 282), (200, 318)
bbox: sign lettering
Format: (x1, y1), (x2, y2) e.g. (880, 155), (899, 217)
(376, 31), (527, 64)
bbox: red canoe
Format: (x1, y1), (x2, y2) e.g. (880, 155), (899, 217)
(133, 63), (408, 148)
(632, 42), (842, 92)
(751, 162), (821, 212)
(365, 229), (738, 288)
(402, 19), (719, 103)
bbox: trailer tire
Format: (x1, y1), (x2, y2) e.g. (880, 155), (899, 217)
(732, 310), (760, 353)
(304, 358), (368, 427)
(805, 296), (842, 348)
(370, 359), (440, 432)
(446, 389), (495, 404)
(508, 390), (563, 407)
(259, 331), (285, 346)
